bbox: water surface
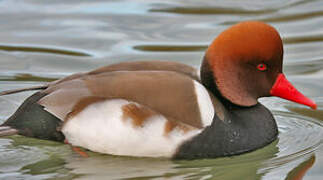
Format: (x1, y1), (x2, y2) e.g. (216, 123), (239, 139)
(0, 0), (323, 179)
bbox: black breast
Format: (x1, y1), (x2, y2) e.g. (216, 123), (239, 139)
(173, 103), (278, 159)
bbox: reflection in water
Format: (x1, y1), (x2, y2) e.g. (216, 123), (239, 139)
(172, 141), (278, 180)
(285, 155), (315, 180)
(2, 115), (319, 179)
(133, 45), (207, 52)
(59, 141), (279, 179)
(272, 113), (322, 159)
(65, 155), (176, 179)
(0, 73), (57, 82)
(0, 136), (71, 179)
(284, 36), (323, 44)
(219, 11), (323, 26)
(285, 63), (323, 76)
(18, 151), (315, 180)
(22, 156), (65, 175)
(0, 44), (91, 57)
(261, 11), (323, 23)
(289, 107), (323, 121)
(150, 0), (314, 16)
(150, 7), (277, 15)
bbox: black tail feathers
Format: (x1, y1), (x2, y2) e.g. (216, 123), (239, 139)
(2, 92), (65, 142)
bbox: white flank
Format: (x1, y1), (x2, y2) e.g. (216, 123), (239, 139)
(193, 80), (214, 127)
(62, 99), (200, 158)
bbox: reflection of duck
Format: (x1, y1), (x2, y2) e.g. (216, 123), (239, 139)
(9, 138), (315, 179)
(0, 21), (316, 159)
(285, 155), (315, 180)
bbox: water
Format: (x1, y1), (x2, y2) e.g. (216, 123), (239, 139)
(0, 0), (322, 179)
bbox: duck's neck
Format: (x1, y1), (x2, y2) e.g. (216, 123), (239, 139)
(200, 56), (234, 108)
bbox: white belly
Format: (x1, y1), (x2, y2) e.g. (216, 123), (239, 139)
(61, 99), (201, 157)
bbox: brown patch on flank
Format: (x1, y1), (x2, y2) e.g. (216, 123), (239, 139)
(65, 96), (106, 121)
(164, 121), (176, 134)
(163, 120), (195, 136)
(122, 103), (156, 127)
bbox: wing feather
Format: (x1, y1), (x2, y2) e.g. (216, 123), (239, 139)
(39, 71), (205, 128)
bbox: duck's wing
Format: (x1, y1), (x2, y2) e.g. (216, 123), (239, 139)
(88, 60), (199, 79)
(39, 71), (215, 129)
(52, 60), (199, 85)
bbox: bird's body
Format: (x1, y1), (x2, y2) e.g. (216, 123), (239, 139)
(0, 21), (316, 159)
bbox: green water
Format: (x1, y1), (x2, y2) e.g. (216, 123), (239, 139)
(0, 0), (323, 179)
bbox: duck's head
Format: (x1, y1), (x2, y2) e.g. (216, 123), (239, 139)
(201, 21), (316, 109)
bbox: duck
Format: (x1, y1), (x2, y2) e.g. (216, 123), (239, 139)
(0, 21), (316, 159)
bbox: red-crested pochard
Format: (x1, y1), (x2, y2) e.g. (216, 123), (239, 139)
(0, 21), (316, 159)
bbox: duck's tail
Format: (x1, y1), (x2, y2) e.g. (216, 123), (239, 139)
(0, 126), (18, 137)
(1, 91), (65, 141)
(0, 85), (48, 137)
(0, 85), (48, 96)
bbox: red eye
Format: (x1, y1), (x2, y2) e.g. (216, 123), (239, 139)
(257, 63), (267, 71)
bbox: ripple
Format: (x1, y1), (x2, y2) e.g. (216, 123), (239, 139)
(219, 10), (323, 26)
(150, 7), (276, 15)
(262, 11), (323, 23)
(288, 107), (323, 121)
(0, 136), (70, 179)
(0, 44), (92, 57)
(284, 35), (323, 44)
(0, 73), (57, 82)
(264, 112), (323, 167)
(133, 45), (207, 52)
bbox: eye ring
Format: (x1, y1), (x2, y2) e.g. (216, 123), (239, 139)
(257, 63), (267, 71)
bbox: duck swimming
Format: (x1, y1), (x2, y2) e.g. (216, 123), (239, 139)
(0, 21), (316, 159)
